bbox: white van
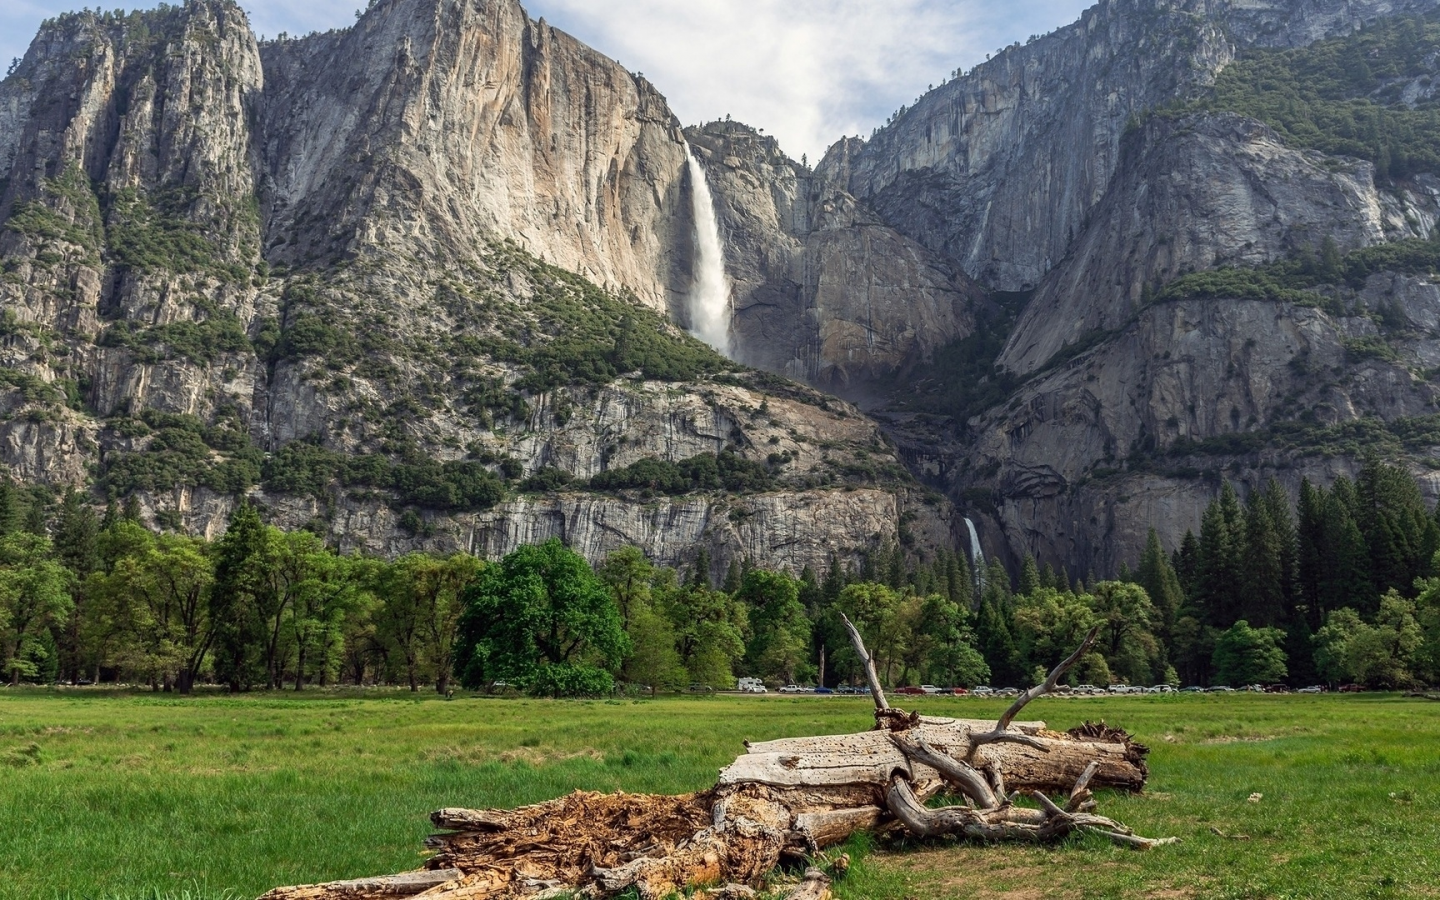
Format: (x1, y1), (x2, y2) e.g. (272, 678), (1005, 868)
(737, 677), (767, 693)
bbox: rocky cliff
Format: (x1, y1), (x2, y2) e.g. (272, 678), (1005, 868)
(837, 0), (1440, 574)
(0, 0), (942, 577)
(829, 0), (1437, 293)
(10, 0), (1440, 582)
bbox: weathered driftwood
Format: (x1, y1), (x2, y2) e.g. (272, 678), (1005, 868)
(260, 624), (1168, 900)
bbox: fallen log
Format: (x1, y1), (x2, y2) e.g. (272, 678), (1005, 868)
(260, 623), (1168, 900)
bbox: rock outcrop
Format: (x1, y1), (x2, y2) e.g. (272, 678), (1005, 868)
(999, 113), (1440, 375)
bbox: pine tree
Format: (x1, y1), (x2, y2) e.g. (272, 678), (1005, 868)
(822, 553), (845, 607)
(50, 491), (100, 683)
(1321, 480), (1374, 618)
(1198, 483), (1245, 627)
(1355, 457), (1437, 604)
(722, 559), (742, 594)
(1040, 562), (1060, 590)
(210, 503), (268, 692)
(690, 548), (712, 590)
(1173, 530), (1201, 601)
(1262, 478), (1299, 609)
(1241, 489), (1286, 627)
(884, 542), (905, 589)
(1297, 478), (1327, 625)
(1136, 529), (1184, 645)
(0, 480), (20, 536)
(1019, 554), (1042, 595)
(946, 550), (973, 609)
(974, 597), (1020, 687)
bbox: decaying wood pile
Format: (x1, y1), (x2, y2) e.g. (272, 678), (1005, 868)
(260, 622), (1173, 900)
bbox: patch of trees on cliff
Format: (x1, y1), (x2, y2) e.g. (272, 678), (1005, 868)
(1188, 11), (1440, 180)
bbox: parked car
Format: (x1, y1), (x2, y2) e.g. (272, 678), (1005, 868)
(737, 677), (767, 693)
(994, 687), (1021, 697)
(920, 684), (943, 695)
(948, 687), (970, 695)
(813, 686), (835, 695)
(1297, 685), (1326, 693)
(1208, 685), (1236, 692)
(971, 686), (995, 695)
(778, 684), (805, 694)
(1264, 684), (1292, 693)
(1151, 685), (1177, 693)
(1339, 683), (1364, 693)
(1181, 685), (1206, 693)
(687, 683), (714, 693)
(893, 686), (926, 695)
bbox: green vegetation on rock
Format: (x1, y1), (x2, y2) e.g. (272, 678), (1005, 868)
(262, 441), (506, 512)
(106, 187), (250, 281)
(1189, 12), (1440, 179)
(101, 410), (262, 497)
(98, 312), (253, 366)
(3, 164), (103, 264)
(588, 451), (774, 497)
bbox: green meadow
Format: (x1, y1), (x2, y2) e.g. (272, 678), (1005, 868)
(0, 691), (1435, 900)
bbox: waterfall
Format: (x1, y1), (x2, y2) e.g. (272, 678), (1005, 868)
(684, 145), (732, 357)
(964, 517), (986, 594)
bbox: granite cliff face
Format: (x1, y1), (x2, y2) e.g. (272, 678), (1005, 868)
(8, 0), (1440, 581)
(0, 0), (939, 576)
(256, 0), (692, 310)
(830, 0), (1436, 293)
(999, 113), (1440, 375)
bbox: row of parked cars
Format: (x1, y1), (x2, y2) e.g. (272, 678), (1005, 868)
(739, 680), (1363, 695)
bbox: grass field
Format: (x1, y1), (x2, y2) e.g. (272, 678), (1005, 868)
(0, 691), (1436, 900)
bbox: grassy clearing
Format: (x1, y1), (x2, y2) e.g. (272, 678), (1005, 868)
(0, 692), (1435, 900)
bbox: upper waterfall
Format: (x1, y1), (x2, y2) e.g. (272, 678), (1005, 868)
(684, 145), (732, 357)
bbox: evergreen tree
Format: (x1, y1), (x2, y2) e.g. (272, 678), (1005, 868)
(51, 490), (100, 682)
(209, 503), (268, 692)
(1173, 530), (1201, 601)
(1355, 457), (1438, 605)
(1262, 478), (1299, 609)
(1241, 488), (1286, 627)
(0, 479), (22, 536)
(690, 547), (712, 590)
(1136, 529), (1184, 645)
(822, 553), (846, 607)
(721, 558), (742, 594)
(975, 596), (1021, 687)
(1322, 480), (1374, 618)
(1019, 554), (1042, 595)
(1198, 483), (1245, 626)
(1297, 478), (1327, 624)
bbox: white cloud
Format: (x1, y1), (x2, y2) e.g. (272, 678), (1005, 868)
(2, 0), (1094, 161)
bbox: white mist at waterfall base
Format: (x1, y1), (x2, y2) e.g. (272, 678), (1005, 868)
(685, 145), (732, 357)
(964, 517), (986, 592)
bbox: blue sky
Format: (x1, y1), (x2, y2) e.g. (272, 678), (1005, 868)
(2, 0), (1093, 161)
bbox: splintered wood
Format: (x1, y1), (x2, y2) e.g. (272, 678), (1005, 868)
(259, 625), (1170, 900)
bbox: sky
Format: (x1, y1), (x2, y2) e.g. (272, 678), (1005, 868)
(2, 0), (1094, 161)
